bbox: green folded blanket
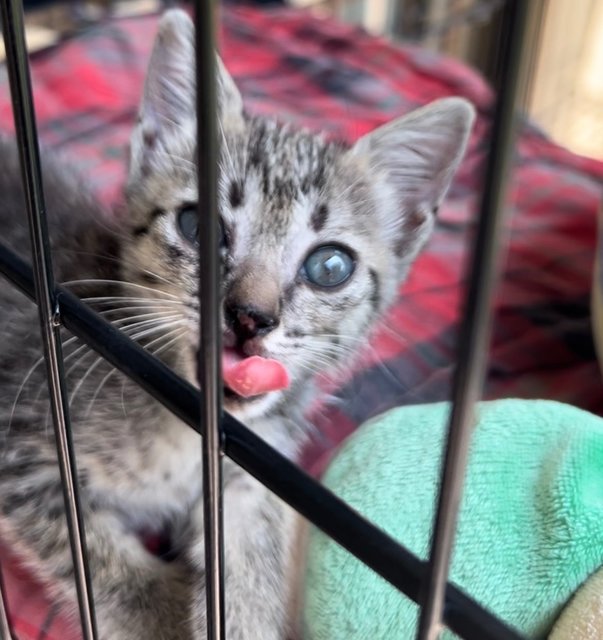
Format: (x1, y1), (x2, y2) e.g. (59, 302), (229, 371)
(303, 400), (603, 639)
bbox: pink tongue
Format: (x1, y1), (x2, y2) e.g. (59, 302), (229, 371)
(222, 350), (290, 398)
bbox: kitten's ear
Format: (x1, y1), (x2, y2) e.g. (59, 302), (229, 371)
(139, 10), (196, 132)
(130, 10), (244, 173)
(216, 56), (245, 129)
(352, 97), (475, 260)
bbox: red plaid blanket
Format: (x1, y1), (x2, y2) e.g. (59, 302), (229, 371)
(1, 6), (602, 638)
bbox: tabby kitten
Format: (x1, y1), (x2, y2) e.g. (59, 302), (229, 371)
(0, 9), (474, 639)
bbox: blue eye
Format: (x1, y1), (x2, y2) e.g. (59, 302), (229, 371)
(177, 206), (198, 245)
(302, 245), (355, 288)
(177, 205), (228, 248)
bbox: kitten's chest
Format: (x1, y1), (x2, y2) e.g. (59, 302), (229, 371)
(84, 416), (202, 526)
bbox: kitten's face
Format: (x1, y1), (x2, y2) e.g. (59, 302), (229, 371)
(121, 10), (474, 422)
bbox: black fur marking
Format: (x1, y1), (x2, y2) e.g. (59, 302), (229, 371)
(229, 181), (244, 208)
(311, 204), (329, 232)
(133, 208), (167, 238)
(313, 146), (328, 190)
(2, 487), (38, 515)
(47, 502), (65, 520)
(166, 244), (185, 261)
(143, 128), (157, 149)
(56, 564), (75, 580)
(151, 207), (167, 220)
(369, 268), (381, 312)
(7, 459), (42, 477)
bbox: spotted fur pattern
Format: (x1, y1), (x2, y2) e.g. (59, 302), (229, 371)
(0, 9), (474, 639)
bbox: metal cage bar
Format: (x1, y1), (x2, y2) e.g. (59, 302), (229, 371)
(195, 0), (226, 638)
(0, 565), (12, 640)
(416, 1), (531, 638)
(0, 1), (534, 639)
(0, 1), (98, 638)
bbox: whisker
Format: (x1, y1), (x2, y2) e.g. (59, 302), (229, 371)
(97, 304), (183, 317)
(109, 311), (184, 328)
(374, 322), (408, 345)
(84, 211), (133, 245)
(218, 119), (237, 179)
(310, 332), (405, 390)
(61, 279), (180, 300)
(80, 296), (184, 307)
(312, 332), (370, 344)
(6, 334), (82, 435)
(155, 110), (189, 134)
(69, 320), (186, 411)
(295, 351), (338, 373)
(60, 315), (182, 391)
(165, 151), (196, 169)
(84, 327), (186, 419)
(70, 250), (174, 286)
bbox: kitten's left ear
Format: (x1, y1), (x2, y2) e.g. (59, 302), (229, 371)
(352, 97), (475, 260)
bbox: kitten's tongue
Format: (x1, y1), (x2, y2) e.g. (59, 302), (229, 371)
(222, 349), (289, 398)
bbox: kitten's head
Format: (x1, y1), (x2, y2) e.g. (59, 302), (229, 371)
(122, 10), (474, 422)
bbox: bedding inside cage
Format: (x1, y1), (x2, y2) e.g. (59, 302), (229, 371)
(303, 400), (603, 639)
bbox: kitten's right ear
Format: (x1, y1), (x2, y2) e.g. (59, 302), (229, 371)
(130, 9), (244, 174)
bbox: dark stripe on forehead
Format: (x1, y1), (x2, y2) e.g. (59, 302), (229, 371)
(311, 203), (329, 232)
(369, 268), (381, 312)
(229, 181), (244, 208)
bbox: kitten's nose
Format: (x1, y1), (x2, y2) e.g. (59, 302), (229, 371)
(225, 261), (281, 342)
(225, 303), (279, 340)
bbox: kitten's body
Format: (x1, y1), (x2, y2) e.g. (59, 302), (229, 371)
(0, 10), (473, 639)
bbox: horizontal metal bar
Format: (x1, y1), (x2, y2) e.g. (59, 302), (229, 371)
(0, 244), (527, 640)
(0, 0), (97, 637)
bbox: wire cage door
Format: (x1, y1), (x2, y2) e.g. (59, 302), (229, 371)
(0, 0), (532, 639)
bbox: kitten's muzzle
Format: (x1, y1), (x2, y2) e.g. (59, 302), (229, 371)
(224, 261), (281, 344)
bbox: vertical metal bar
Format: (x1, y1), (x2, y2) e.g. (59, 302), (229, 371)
(0, 565), (12, 640)
(195, 0), (226, 639)
(416, 2), (531, 639)
(0, 2), (97, 638)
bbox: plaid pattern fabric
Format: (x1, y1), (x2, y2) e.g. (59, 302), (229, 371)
(1, 6), (603, 638)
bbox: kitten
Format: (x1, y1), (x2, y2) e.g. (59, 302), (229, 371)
(0, 9), (474, 640)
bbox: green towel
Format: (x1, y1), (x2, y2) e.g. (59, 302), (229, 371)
(303, 400), (603, 639)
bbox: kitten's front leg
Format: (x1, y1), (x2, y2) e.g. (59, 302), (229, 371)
(190, 468), (299, 640)
(0, 474), (200, 639)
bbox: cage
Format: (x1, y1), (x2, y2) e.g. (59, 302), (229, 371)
(0, 1), (598, 639)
